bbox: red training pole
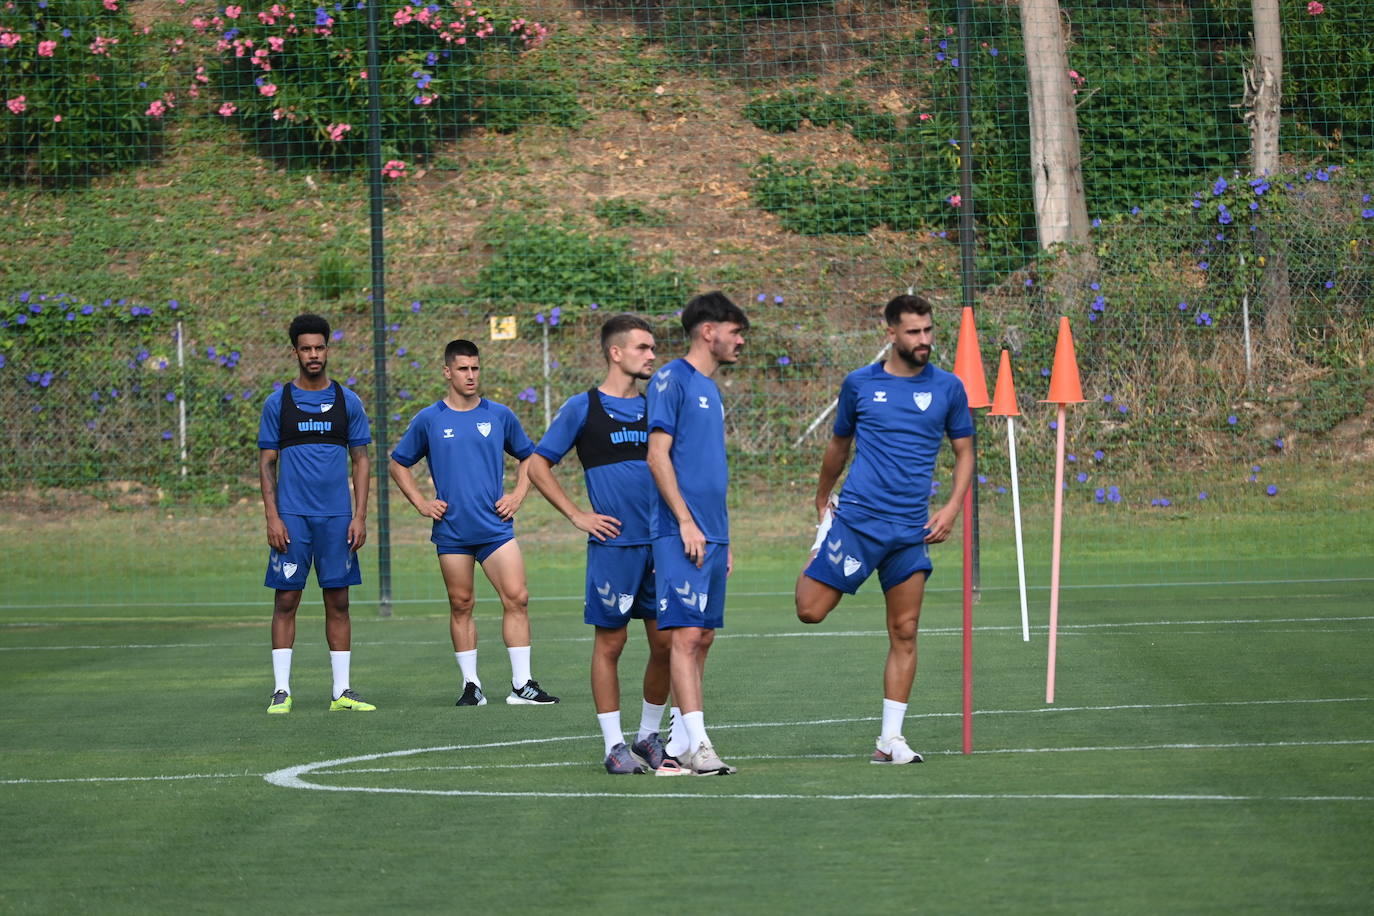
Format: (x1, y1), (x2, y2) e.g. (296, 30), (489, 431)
(961, 465), (974, 754)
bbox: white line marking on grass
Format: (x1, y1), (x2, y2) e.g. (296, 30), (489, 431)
(1, 772), (254, 785)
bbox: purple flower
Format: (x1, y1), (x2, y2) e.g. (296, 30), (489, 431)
(1103, 394), (1113, 403)
(1094, 488), (1105, 503)
(1362, 209), (1374, 220)
(977, 474), (988, 484)
(550, 306), (561, 327)
(0, 354), (6, 369)
(1041, 368), (1051, 377)
(346, 376), (358, 386)
(1212, 177), (1228, 195)
(396, 347), (407, 357)
(396, 390), (412, 400)
(1091, 218), (1101, 228)
(1198, 492), (1208, 500)
(995, 486), (1006, 494)
(1093, 450), (1104, 460)
(757, 294), (766, 302)
(1118, 405), (1128, 415)
(1067, 453), (1077, 462)
(1076, 472), (1088, 483)
(535, 312), (545, 324)
(411, 301), (422, 313)
(39, 371), (52, 388)
(86, 420), (97, 430)
(1049, 420), (1058, 430)
(81, 305), (94, 315)
(1315, 169), (1329, 182)
(774, 295), (784, 304)
(165, 391), (176, 402)
(1107, 485), (1121, 503)
(332, 330), (344, 341)
(589, 303), (599, 310)
(1266, 485), (1278, 496)
(1252, 465), (1262, 473)
(169, 300), (180, 310)
(1274, 437), (1285, 449)
(1199, 262), (1209, 271)
(161, 431), (173, 440)
(1324, 280), (1334, 290)
(1178, 302), (1189, 311)
(1227, 415), (1237, 425)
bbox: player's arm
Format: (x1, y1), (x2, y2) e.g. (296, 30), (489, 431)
(259, 448), (290, 552)
(494, 456), (531, 520)
(527, 454), (621, 541)
(647, 429), (705, 568)
(388, 457), (447, 521)
(925, 435), (974, 544)
(813, 434), (853, 521)
(347, 444), (370, 551)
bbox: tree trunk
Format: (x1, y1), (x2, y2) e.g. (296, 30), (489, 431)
(1246, 0), (1292, 349)
(1019, 0), (1094, 296)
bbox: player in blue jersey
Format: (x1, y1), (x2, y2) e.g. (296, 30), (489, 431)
(529, 314), (685, 775)
(258, 313), (375, 714)
(646, 291), (749, 776)
(389, 339), (559, 707)
(795, 294), (974, 764)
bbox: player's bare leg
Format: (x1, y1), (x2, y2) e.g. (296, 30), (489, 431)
(591, 625), (628, 714)
(795, 573), (844, 624)
(271, 589), (303, 649)
(322, 586), (351, 651)
(872, 572), (927, 765)
(641, 617), (672, 706)
(438, 552), (479, 652)
(482, 539), (557, 703)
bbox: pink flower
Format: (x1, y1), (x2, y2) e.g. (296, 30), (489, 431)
(267, 36), (284, 52)
(146, 100), (167, 117)
(948, 194), (962, 207)
(918, 112), (931, 121)
(224, 4), (242, 18)
(382, 159), (407, 179)
(218, 102), (237, 117)
(7, 95), (26, 115)
(326, 122), (352, 142)
(103, 0), (118, 10)
(259, 82), (277, 97)
(53, 114), (62, 122)
(0, 32), (20, 49)
(38, 39), (56, 56)
(1307, 1), (1324, 13)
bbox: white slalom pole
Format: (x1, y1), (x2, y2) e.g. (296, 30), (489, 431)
(1007, 414), (1029, 641)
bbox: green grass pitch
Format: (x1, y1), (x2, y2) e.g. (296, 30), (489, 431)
(2, 503), (1372, 913)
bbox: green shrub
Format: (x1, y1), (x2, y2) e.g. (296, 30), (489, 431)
(744, 88), (897, 142)
(592, 198), (671, 227)
(0, 0), (169, 185)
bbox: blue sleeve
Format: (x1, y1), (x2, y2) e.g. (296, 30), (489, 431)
(946, 378), (974, 439)
(534, 393), (588, 465)
(502, 407), (535, 460)
(345, 388), (372, 447)
(832, 372), (858, 438)
(647, 372), (682, 437)
(390, 408), (429, 467)
(257, 391), (282, 450)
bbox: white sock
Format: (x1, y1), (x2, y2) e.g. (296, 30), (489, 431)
(508, 645), (532, 690)
(455, 650), (479, 688)
(638, 700), (666, 742)
(330, 650), (351, 699)
(665, 706), (689, 756)
(881, 697), (908, 740)
(682, 710), (708, 750)
(810, 505), (835, 555)
(597, 711), (623, 755)
(271, 648), (292, 694)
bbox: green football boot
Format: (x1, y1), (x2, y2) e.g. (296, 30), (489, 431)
(329, 688), (376, 711)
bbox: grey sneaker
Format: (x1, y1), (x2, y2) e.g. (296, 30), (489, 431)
(688, 740), (737, 776)
(632, 732), (690, 776)
(455, 681), (487, 707)
(604, 742), (649, 775)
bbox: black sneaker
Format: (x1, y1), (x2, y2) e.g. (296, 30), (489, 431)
(506, 679), (559, 705)
(455, 681), (487, 707)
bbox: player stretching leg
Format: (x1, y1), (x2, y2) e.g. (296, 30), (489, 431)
(259, 313), (375, 713)
(794, 294), (973, 764)
(529, 314), (685, 775)
(647, 292), (749, 776)
(390, 339), (558, 707)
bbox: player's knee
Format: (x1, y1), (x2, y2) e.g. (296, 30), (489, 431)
(501, 589), (529, 614)
(888, 619), (919, 643)
(796, 602), (827, 624)
(448, 593), (475, 616)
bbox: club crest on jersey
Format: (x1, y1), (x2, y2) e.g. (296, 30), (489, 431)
(442, 427), (454, 439)
(282, 562), (298, 579)
(319, 402), (333, 412)
(843, 555), (862, 577)
(913, 391), (933, 411)
(476, 421), (492, 438)
(618, 594), (634, 614)
(873, 390), (888, 403)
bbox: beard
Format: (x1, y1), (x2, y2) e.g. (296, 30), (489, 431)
(298, 356), (327, 378)
(893, 342), (930, 369)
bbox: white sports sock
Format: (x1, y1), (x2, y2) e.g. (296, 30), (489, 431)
(881, 697), (908, 740)
(597, 711), (623, 755)
(682, 710), (708, 750)
(508, 645), (532, 690)
(665, 706), (690, 756)
(455, 650), (480, 688)
(637, 700), (666, 742)
(810, 504), (835, 556)
(330, 650), (351, 699)
(271, 648), (292, 694)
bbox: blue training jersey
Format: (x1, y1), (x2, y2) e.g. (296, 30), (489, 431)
(833, 362), (973, 529)
(391, 398), (535, 545)
(258, 382), (371, 517)
(646, 358), (730, 544)
(534, 390), (653, 546)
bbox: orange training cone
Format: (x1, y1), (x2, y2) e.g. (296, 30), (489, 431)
(953, 306), (991, 408)
(989, 349), (1020, 417)
(1042, 316), (1085, 404)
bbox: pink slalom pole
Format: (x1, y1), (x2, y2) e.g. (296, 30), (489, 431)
(1046, 404), (1067, 704)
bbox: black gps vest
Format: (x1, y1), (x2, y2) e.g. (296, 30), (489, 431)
(574, 387), (648, 470)
(277, 381), (350, 450)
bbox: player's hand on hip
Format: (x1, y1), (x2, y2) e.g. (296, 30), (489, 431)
(419, 499), (448, 521)
(573, 510), (621, 542)
(347, 517), (367, 551)
(923, 506), (957, 544)
(679, 520), (706, 569)
(494, 492), (523, 520)
(266, 518), (290, 553)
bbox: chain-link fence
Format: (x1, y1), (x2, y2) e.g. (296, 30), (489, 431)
(2, 0), (1371, 605)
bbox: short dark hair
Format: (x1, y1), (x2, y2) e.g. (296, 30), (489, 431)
(681, 291), (749, 337)
(289, 313), (331, 346)
(600, 313), (653, 361)
(883, 294), (934, 326)
(444, 339), (480, 364)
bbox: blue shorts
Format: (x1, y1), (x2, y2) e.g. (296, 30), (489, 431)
(584, 543), (656, 628)
(802, 512), (932, 594)
(653, 537), (728, 630)
(265, 514), (362, 591)
(435, 536), (514, 564)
